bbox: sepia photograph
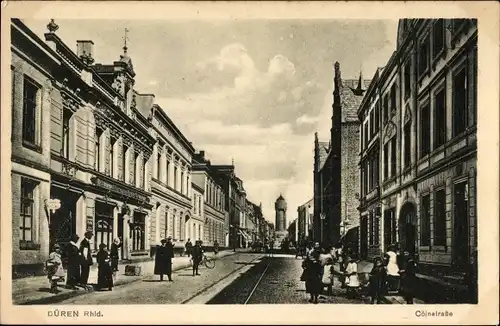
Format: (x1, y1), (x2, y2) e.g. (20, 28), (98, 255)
(1, 1), (499, 325)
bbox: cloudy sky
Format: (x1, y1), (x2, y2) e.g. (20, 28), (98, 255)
(23, 19), (397, 223)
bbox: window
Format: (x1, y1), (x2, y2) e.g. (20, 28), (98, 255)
(374, 209), (380, 245)
(364, 123), (369, 149)
(420, 194), (431, 246)
(404, 122), (411, 168)
(122, 144), (128, 182)
(418, 34), (430, 78)
(164, 211), (168, 239)
(383, 142), (389, 180)
(373, 154), (379, 187)
(384, 208), (396, 249)
(369, 110), (374, 137)
(141, 159), (146, 189)
(374, 103), (380, 134)
(383, 94), (389, 122)
(390, 84), (397, 113)
(62, 109), (71, 159)
(453, 66), (468, 136)
(109, 137), (116, 177)
(432, 19), (445, 60)
(20, 178), (37, 242)
(94, 128), (103, 171)
(420, 103), (431, 157)
(131, 213), (145, 251)
(166, 159), (170, 185)
(434, 189), (447, 246)
(22, 77), (40, 145)
(133, 152), (139, 185)
(95, 207), (113, 251)
(404, 60), (411, 100)
(156, 152), (161, 180)
(181, 172), (184, 193)
(174, 166), (178, 190)
(390, 137), (397, 177)
(362, 161), (368, 195)
(450, 19), (468, 40)
(434, 88), (447, 148)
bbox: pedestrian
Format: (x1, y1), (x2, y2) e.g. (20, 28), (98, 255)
(213, 240), (219, 255)
(369, 257), (387, 304)
(322, 256), (334, 296)
(192, 240), (203, 276)
(184, 238), (193, 258)
(66, 234), (81, 289)
(319, 246), (333, 266)
(303, 247), (322, 304)
(384, 245), (400, 292)
(96, 243), (114, 291)
(110, 237), (121, 273)
(45, 244), (65, 294)
(165, 236), (174, 281)
(398, 251), (417, 304)
(154, 239), (168, 281)
(344, 255), (361, 298)
(79, 231), (94, 288)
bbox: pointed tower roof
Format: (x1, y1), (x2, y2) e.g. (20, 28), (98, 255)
(119, 28), (135, 77)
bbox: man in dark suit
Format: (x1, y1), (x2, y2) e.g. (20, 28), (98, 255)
(192, 240), (203, 276)
(66, 234), (81, 289)
(154, 239), (168, 281)
(80, 231), (94, 286)
(164, 236), (174, 281)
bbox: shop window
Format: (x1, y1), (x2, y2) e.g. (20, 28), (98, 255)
(131, 213), (145, 251)
(419, 103), (431, 157)
(61, 109), (72, 159)
(420, 194), (431, 246)
(20, 178), (38, 244)
(453, 66), (468, 136)
(418, 34), (430, 78)
(94, 127), (103, 171)
(434, 88), (447, 148)
(432, 19), (445, 60)
(390, 137), (397, 177)
(404, 60), (411, 100)
(22, 76), (40, 147)
(404, 122), (411, 168)
(434, 189), (447, 246)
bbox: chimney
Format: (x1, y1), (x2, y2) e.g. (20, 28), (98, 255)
(77, 40), (95, 65)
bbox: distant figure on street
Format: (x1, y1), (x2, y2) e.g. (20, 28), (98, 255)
(344, 255), (360, 298)
(369, 257), (387, 304)
(303, 246), (322, 304)
(66, 234), (81, 289)
(45, 244), (65, 294)
(154, 239), (169, 281)
(79, 231), (94, 287)
(213, 240), (219, 255)
(398, 251), (417, 304)
(192, 240), (203, 276)
(322, 256), (335, 296)
(96, 243), (114, 291)
(184, 238), (193, 257)
(110, 237), (121, 273)
(384, 245), (400, 292)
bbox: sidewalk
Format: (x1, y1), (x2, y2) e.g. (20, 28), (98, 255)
(13, 250), (236, 305)
(331, 260), (425, 304)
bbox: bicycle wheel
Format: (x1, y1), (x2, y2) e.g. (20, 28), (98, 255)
(204, 256), (215, 269)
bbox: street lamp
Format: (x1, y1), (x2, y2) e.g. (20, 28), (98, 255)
(320, 212), (326, 244)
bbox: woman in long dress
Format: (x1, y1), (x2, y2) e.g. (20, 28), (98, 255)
(384, 245), (400, 292)
(303, 249), (323, 304)
(96, 243), (114, 291)
(45, 244), (65, 294)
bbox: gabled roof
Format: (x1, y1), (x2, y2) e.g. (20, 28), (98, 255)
(318, 141), (330, 170)
(339, 79), (372, 123)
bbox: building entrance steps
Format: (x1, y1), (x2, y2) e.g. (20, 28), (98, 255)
(12, 250), (236, 305)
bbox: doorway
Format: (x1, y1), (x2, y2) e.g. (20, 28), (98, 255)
(399, 202), (417, 255)
(49, 187), (79, 261)
(118, 214), (124, 258)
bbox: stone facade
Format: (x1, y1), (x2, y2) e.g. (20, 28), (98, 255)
(296, 198), (313, 241)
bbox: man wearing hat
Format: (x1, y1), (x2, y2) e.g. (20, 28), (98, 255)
(164, 236), (175, 281)
(80, 231), (94, 287)
(154, 238), (169, 281)
(191, 240), (203, 276)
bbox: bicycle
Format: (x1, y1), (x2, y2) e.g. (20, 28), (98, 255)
(190, 254), (216, 269)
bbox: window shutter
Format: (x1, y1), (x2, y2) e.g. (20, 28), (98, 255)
(50, 92), (63, 155)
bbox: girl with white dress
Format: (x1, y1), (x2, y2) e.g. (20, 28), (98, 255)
(344, 256), (360, 298)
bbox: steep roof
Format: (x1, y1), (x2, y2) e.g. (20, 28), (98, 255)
(340, 79), (372, 123)
(318, 141), (330, 170)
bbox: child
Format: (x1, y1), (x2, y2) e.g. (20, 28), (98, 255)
(45, 244), (65, 294)
(322, 257), (334, 296)
(344, 255), (360, 298)
(369, 257), (387, 304)
(96, 243), (114, 291)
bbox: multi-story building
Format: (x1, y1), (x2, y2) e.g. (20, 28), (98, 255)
(287, 218), (299, 244)
(192, 151), (226, 248)
(358, 19), (477, 301)
(297, 198), (313, 242)
(245, 199), (258, 243)
(313, 63), (370, 249)
(11, 19), (158, 276)
(190, 182), (204, 242)
(147, 103), (195, 251)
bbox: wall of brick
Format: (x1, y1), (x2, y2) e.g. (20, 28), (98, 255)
(341, 123), (361, 233)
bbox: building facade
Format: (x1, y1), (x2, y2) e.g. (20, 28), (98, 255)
(190, 183), (204, 242)
(358, 19), (477, 295)
(313, 63), (369, 249)
(297, 198), (313, 242)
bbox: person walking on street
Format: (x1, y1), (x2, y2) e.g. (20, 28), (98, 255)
(322, 256), (334, 296)
(192, 240), (203, 276)
(384, 245), (400, 292)
(165, 237), (174, 281)
(96, 243), (114, 291)
(399, 251), (417, 304)
(45, 244), (65, 294)
(154, 239), (169, 281)
(303, 245), (322, 304)
(110, 237), (121, 273)
(184, 238), (193, 258)
(66, 234), (81, 289)
(79, 231), (94, 288)
(369, 257), (387, 304)
(213, 240), (219, 255)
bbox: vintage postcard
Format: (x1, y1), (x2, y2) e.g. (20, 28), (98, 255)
(1, 1), (499, 325)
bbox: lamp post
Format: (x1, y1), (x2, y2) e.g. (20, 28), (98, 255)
(320, 212), (326, 244)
